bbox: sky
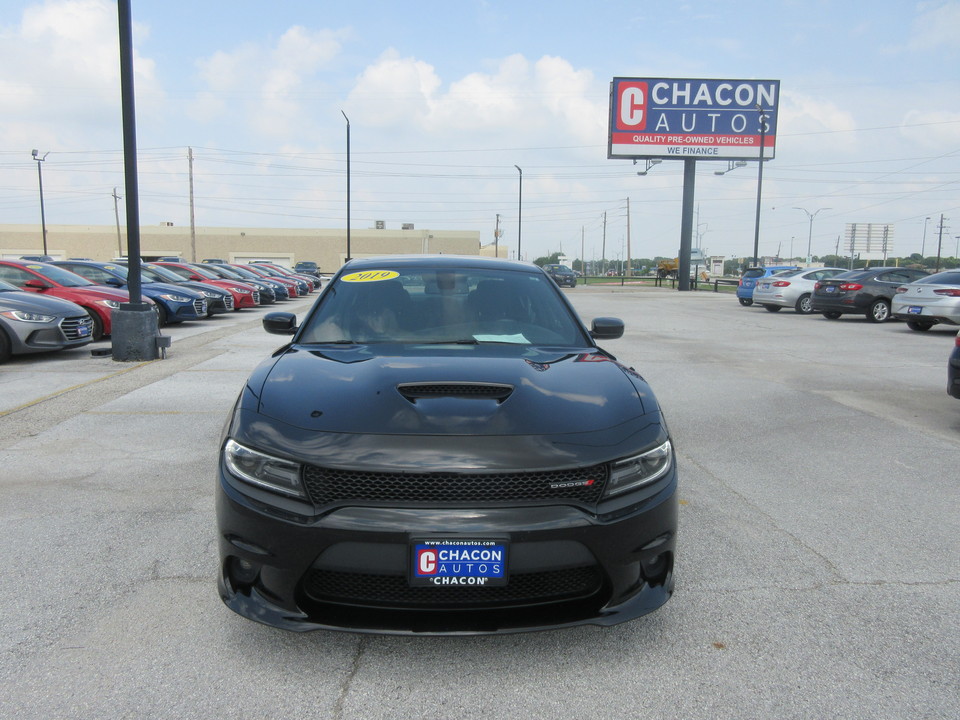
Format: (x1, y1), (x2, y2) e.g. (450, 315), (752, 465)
(1, 0), (959, 264)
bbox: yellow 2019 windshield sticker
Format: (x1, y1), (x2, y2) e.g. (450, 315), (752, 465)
(341, 270), (400, 283)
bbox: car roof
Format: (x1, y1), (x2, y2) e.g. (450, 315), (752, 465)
(341, 254), (538, 274)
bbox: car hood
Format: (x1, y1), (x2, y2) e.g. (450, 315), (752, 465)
(47, 285), (138, 302)
(248, 345), (653, 436)
(0, 290), (85, 315)
(231, 345), (665, 471)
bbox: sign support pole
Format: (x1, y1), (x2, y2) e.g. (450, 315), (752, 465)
(678, 159), (696, 291)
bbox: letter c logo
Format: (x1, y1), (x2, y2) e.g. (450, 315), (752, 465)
(417, 549), (437, 575)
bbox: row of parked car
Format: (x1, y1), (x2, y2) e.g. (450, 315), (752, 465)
(0, 258), (323, 364)
(737, 264), (960, 399)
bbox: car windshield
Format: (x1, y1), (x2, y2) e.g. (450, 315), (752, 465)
(140, 264), (187, 283)
(100, 264), (130, 279)
(773, 269), (805, 278)
(0, 279), (19, 292)
(913, 271), (960, 285)
(743, 269), (764, 279)
(298, 266), (588, 346)
(24, 263), (95, 287)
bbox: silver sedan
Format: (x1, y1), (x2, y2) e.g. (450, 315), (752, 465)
(892, 269), (960, 331)
(752, 267), (846, 314)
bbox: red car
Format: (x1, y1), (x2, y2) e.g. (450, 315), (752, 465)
(0, 259), (152, 341)
(154, 262), (260, 309)
(232, 264), (301, 298)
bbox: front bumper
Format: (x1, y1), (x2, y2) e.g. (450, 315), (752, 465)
(216, 465), (677, 635)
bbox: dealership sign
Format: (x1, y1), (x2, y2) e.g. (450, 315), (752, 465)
(608, 78), (780, 160)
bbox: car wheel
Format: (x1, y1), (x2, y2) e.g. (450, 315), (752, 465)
(86, 309), (105, 341)
(155, 303), (168, 328)
(822, 311), (842, 320)
(906, 320), (934, 331)
(0, 328), (11, 363)
(738, 298), (753, 306)
(795, 294), (813, 314)
(868, 299), (891, 323)
(763, 304), (781, 312)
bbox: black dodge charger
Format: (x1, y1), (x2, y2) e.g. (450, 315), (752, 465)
(216, 255), (678, 634)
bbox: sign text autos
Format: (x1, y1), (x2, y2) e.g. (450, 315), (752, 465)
(609, 78), (780, 160)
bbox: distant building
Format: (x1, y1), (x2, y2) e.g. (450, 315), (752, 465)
(1, 223), (488, 271)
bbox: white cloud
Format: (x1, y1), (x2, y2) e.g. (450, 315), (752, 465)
(190, 26), (343, 137)
(909, 1), (960, 52)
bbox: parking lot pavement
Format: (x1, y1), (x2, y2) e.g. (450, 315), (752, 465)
(1, 287), (958, 720)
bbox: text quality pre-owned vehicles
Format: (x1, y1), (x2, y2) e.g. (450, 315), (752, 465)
(217, 255), (678, 635)
(0, 279), (94, 362)
(155, 262), (260, 309)
(53, 261), (207, 327)
(812, 267), (930, 322)
(752, 267), (846, 314)
(736, 265), (799, 306)
(891, 270), (960, 331)
(0, 259), (151, 341)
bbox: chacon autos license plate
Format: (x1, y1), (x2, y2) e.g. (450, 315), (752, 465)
(410, 538), (508, 587)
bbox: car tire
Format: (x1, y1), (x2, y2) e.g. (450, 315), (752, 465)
(906, 320), (934, 331)
(763, 304), (782, 312)
(155, 303), (168, 328)
(868, 299), (891, 323)
(86, 309), (105, 341)
(0, 328), (11, 363)
(822, 311), (842, 319)
(738, 298), (753, 306)
(795, 294), (813, 314)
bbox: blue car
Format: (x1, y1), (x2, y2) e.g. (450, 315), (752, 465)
(53, 261), (208, 327)
(737, 265), (799, 306)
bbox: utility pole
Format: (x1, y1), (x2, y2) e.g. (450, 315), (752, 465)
(188, 147), (196, 262)
(581, 226), (585, 281)
(494, 213), (501, 258)
(936, 214), (948, 272)
(626, 198), (631, 277)
(601, 211), (607, 275)
(112, 187), (123, 256)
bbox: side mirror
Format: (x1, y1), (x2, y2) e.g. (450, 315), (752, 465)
(590, 317), (624, 340)
(104, 277), (125, 288)
(263, 312), (298, 335)
(24, 278), (50, 290)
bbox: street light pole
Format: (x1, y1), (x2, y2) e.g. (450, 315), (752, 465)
(921, 216), (931, 259)
(514, 165), (522, 261)
(31, 149), (49, 255)
(341, 110), (351, 263)
(794, 207), (831, 264)
(752, 106), (766, 267)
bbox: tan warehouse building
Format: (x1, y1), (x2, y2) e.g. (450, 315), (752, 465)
(0, 223), (501, 271)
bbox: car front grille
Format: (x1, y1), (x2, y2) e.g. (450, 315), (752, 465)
(61, 315), (94, 340)
(192, 299), (206, 315)
(252, 291), (260, 304)
(222, 296), (234, 311)
(303, 565), (603, 608)
(301, 463), (608, 506)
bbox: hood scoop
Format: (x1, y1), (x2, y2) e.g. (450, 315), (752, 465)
(397, 382), (514, 404)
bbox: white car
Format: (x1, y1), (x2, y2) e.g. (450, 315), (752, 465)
(892, 269), (960, 331)
(752, 267), (846, 314)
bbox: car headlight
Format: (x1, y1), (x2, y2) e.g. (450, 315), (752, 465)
(0, 310), (56, 323)
(229, 287), (251, 294)
(604, 440), (673, 497)
(98, 299), (121, 309)
(223, 439), (306, 498)
(157, 294), (193, 302)
(202, 290), (221, 299)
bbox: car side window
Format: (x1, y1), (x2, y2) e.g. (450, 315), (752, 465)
(0, 266), (31, 285)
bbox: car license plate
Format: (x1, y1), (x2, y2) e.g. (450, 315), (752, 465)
(825, 286), (837, 293)
(908, 306), (922, 314)
(78, 326), (90, 337)
(760, 282), (770, 290)
(410, 538), (508, 587)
